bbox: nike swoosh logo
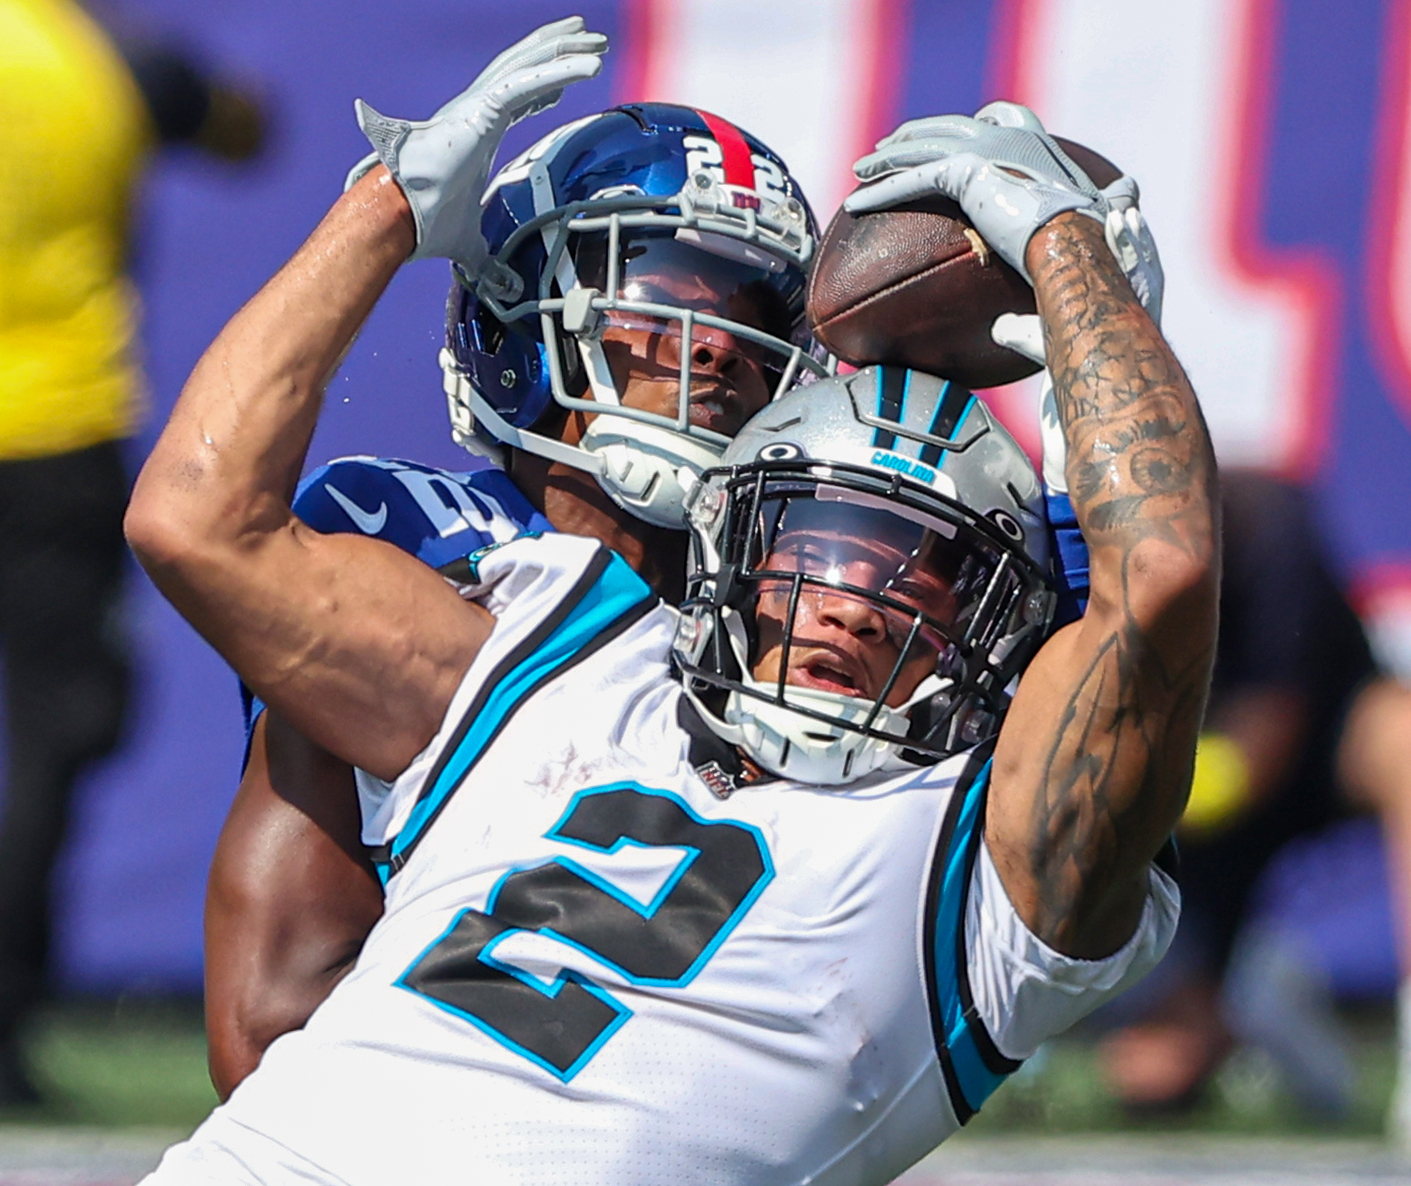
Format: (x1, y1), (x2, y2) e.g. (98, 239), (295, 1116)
(324, 484), (388, 535)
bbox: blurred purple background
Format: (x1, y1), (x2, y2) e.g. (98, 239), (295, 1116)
(42, 0), (1411, 999)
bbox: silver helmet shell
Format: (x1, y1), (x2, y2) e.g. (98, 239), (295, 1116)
(674, 365), (1054, 785)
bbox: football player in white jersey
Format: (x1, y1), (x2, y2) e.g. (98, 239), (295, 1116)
(199, 19), (830, 1095)
(125, 28), (1217, 1180)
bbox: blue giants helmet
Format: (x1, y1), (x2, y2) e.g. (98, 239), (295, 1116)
(442, 103), (827, 529)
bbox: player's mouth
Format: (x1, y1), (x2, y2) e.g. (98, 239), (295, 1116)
(688, 382), (747, 435)
(788, 650), (876, 700)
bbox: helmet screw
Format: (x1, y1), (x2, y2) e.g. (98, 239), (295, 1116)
(693, 172), (713, 190)
(500, 368), (517, 388)
(783, 198), (802, 216)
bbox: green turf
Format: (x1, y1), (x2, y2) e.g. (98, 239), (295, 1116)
(966, 1029), (1397, 1138)
(1, 998), (217, 1129)
(0, 998), (1397, 1136)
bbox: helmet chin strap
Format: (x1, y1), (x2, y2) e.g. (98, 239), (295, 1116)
(718, 681), (914, 786)
(581, 417), (721, 530)
(443, 343), (727, 531)
(562, 334), (729, 529)
(701, 608), (920, 786)
(447, 365), (610, 475)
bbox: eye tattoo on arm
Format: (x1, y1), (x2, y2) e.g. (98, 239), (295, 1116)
(1019, 215), (1219, 955)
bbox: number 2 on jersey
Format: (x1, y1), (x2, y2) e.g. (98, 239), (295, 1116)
(397, 784), (773, 1081)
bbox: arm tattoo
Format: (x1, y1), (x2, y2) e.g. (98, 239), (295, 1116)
(1024, 563), (1212, 949)
(1020, 215), (1219, 952)
(1035, 220), (1217, 557)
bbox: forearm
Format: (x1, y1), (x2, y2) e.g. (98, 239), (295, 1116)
(127, 167), (413, 562)
(1029, 213), (1219, 595)
(990, 214), (1219, 957)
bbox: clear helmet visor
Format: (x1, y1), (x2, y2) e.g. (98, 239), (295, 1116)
(569, 227), (814, 379)
(740, 490), (1003, 709)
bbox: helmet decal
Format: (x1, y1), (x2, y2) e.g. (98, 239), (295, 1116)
(693, 111), (753, 186)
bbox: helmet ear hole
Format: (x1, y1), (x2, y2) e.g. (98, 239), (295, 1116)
(557, 327), (589, 398)
(473, 309), (507, 359)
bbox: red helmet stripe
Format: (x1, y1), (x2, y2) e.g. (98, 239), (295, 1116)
(698, 110), (755, 189)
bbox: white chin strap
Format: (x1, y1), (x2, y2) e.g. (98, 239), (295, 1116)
(573, 335), (725, 530)
(580, 416), (723, 530)
(442, 349), (725, 531)
(711, 678), (911, 786)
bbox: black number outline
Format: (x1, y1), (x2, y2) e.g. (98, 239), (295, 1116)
(396, 783), (774, 1080)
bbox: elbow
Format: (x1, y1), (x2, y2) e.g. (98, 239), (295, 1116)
(123, 477), (223, 591)
(208, 1034), (261, 1103)
(123, 487), (187, 576)
(1133, 541), (1219, 613)
(125, 467), (276, 590)
(1088, 536), (1220, 641)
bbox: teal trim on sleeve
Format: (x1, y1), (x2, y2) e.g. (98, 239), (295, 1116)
(384, 550), (654, 872)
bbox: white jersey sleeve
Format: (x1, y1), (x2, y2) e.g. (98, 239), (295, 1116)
(965, 841), (1179, 1061)
(919, 749), (1179, 1123)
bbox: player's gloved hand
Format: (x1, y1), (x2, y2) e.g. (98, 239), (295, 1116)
(988, 176), (1164, 371)
(344, 16), (607, 271)
(845, 101), (1108, 280)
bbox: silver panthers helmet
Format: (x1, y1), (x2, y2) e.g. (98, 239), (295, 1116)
(673, 365), (1055, 785)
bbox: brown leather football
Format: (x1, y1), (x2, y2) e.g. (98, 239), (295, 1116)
(807, 138), (1121, 390)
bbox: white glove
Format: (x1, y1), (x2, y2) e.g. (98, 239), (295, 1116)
(346, 16), (607, 271)
(845, 101), (1107, 280)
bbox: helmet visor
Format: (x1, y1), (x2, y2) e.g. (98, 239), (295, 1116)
(570, 229), (807, 360)
(740, 488), (1005, 705)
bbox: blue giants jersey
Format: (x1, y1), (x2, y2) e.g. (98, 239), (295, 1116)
(291, 455), (553, 573)
(240, 456), (553, 743)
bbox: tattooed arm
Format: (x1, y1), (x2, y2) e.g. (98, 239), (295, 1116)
(986, 211), (1220, 960)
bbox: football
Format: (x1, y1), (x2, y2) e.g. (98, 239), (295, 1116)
(806, 138), (1122, 390)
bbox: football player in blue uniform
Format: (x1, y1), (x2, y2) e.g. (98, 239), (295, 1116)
(199, 19), (826, 1096)
(126, 24), (1218, 1171)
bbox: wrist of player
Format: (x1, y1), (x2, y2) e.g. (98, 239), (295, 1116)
(353, 98), (496, 270)
(340, 164), (417, 258)
(1023, 209), (1110, 280)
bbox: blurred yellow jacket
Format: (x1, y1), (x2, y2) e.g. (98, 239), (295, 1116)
(0, 0), (151, 459)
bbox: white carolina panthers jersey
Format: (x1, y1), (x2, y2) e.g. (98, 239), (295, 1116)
(152, 534), (1177, 1186)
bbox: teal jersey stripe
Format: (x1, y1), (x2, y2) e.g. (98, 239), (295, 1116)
(926, 756), (1020, 1120)
(384, 550), (655, 874)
